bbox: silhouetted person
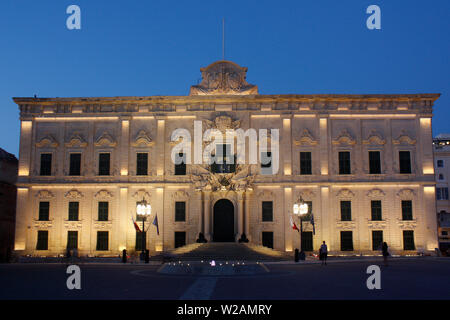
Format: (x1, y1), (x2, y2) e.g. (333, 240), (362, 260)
(320, 241), (328, 265)
(382, 242), (389, 266)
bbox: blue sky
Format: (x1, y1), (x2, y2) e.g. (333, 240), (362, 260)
(0, 0), (449, 157)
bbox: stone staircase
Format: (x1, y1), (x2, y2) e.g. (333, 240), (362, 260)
(152, 243), (293, 262)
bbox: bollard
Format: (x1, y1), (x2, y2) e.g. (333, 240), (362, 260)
(145, 249), (150, 264)
(122, 249), (127, 263)
(294, 249), (299, 262)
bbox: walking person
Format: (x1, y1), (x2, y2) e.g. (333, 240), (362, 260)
(320, 241), (328, 266)
(382, 242), (389, 266)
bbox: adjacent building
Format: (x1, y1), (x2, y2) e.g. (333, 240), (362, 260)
(433, 134), (450, 253)
(0, 148), (18, 262)
(13, 60), (440, 257)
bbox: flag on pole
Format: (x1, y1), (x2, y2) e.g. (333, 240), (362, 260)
(152, 214), (159, 236)
(289, 216), (300, 232)
(132, 217), (141, 232)
(310, 214), (315, 235)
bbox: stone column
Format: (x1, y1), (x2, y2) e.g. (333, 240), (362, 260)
(14, 188), (30, 253)
(203, 191), (211, 241)
(120, 118), (130, 176)
(236, 192), (244, 241)
(244, 190), (252, 241)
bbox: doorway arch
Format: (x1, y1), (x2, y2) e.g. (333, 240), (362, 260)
(213, 199), (235, 242)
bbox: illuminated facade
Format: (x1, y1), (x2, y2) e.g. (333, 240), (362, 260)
(13, 61), (440, 256)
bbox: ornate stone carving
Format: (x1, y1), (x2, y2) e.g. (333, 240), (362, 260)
(367, 219), (387, 229)
(363, 129), (386, 145)
(35, 190), (55, 199)
(93, 221), (113, 229)
(396, 188), (415, 198)
(296, 189), (316, 199)
(34, 221), (53, 228)
(393, 130), (416, 145)
(94, 189), (114, 199)
(65, 133), (88, 148)
(190, 61), (258, 96)
(366, 188), (386, 198)
(36, 134), (58, 148)
(294, 129), (318, 146)
(94, 132), (117, 147)
(333, 129), (356, 145)
(396, 219), (417, 229)
(132, 189), (151, 201)
(171, 190), (190, 199)
(64, 221), (83, 229)
(335, 220), (356, 229)
(204, 115), (241, 132)
(132, 130), (154, 147)
(336, 188), (355, 198)
(64, 189), (84, 199)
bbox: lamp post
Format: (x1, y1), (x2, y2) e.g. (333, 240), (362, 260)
(293, 196), (308, 261)
(136, 198), (151, 262)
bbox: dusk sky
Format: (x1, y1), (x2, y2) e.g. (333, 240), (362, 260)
(0, 0), (449, 157)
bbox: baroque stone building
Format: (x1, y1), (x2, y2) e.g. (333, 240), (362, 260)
(13, 60), (439, 256)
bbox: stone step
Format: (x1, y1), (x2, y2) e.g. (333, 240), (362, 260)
(152, 243), (293, 262)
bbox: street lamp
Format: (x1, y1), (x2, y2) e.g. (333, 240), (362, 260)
(136, 198), (151, 262)
(293, 196), (308, 261)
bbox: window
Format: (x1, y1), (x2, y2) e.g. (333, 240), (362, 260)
(338, 151), (351, 174)
(371, 200), (382, 221)
(69, 153), (81, 176)
(67, 231), (78, 250)
(437, 160), (444, 168)
(301, 231), (313, 251)
(260, 151), (272, 175)
(403, 230), (415, 250)
(300, 152), (312, 175)
(96, 231), (109, 251)
(437, 188), (449, 200)
(175, 232), (186, 248)
(135, 231), (147, 251)
(439, 174), (444, 180)
(36, 231), (48, 250)
(136, 153), (148, 176)
(38, 202), (50, 221)
(262, 201), (273, 222)
(40, 153), (52, 176)
(401, 200), (413, 220)
(369, 151), (381, 174)
(98, 153), (110, 176)
(372, 231), (383, 251)
(175, 202), (186, 222)
(399, 151), (411, 174)
(68, 202), (79, 221)
(340, 231), (353, 251)
(211, 145), (236, 174)
(262, 232), (273, 249)
(174, 152), (186, 175)
(98, 202), (109, 221)
(340, 201), (352, 221)
(442, 231), (448, 236)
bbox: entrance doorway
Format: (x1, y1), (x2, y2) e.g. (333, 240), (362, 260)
(213, 199), (235, 242)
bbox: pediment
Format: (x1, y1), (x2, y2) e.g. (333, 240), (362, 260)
(396, 188), (415, 198)
(36, 134), (58, 148)
(94, 189), (114, 199)
(366, 188), (386, 198)
(132, 189), (151, 201)
(294, 129), (318, 146)
(393, 130), (416, 145)
(64, 189), (84, 199)
(332, 129), (356, 145)
(65, 133), (88, 148)
(336, 188), (355, 198)
(363, 130), (386, 145)
(94, 132), (117, 147)
(132, 130), (154, 147)
(35, 190), (55, 199)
